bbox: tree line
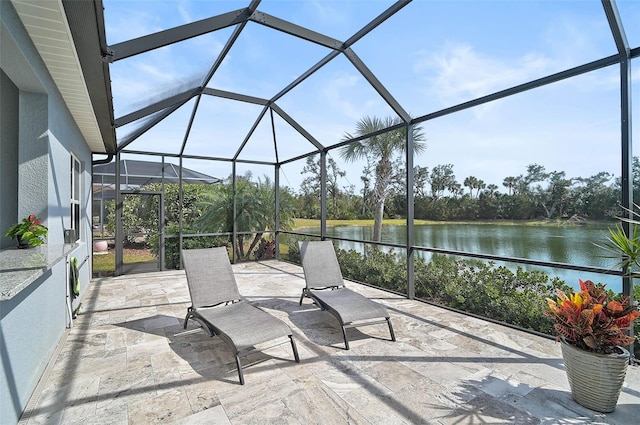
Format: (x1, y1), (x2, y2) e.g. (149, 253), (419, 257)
(294, 116), (639, 224)
(295, 156), (627, 222)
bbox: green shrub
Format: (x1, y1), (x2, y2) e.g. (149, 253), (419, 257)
(414, 256), (571, 333)
(151, 224), (229, 269)
(281, 234), (322, 264)
(283, 238), (302, 264)
(336, 247), (407, 294)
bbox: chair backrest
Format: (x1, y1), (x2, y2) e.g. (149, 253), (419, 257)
(182, 247), (241, 308)
(299, 241), (345, 289)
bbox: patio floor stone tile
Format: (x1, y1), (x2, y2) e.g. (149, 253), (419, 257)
(19, 261), (640, 425)
(126, 389), (193, 424)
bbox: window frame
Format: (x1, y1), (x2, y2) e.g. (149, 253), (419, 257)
(71, 154), (81, 242)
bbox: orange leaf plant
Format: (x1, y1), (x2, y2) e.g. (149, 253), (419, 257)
(545, 279), (639, 354)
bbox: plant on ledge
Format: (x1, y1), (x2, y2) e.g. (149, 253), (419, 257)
(4, 214), (48, 247)
(545, 279), (639, 354)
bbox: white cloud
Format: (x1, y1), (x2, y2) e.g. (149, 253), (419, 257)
(320, 72), (366, 121)
(103, 3), (165, 44)
(135, 62), (177, 84)
(309, 0), (350, 27)
(541, 14), (614, 66)
(415, 42), (550, 112)
(177, 0), (193, 24)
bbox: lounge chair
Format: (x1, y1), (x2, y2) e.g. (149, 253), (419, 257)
(181, 247), (300, 384)
(298, 240), (396, 349)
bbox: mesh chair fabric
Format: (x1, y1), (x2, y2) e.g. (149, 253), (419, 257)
(194, 301), (292, 351)
(311, 288), (389, 324)
(299, 241), (344, 289)
(182, 247), (242, 307)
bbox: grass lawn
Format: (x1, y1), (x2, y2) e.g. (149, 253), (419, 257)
(291, 217), (598, 229)
(92, 248), (156, 273)
(292, 218), (433, 228)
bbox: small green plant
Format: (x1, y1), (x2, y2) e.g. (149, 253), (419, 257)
(4, 214), (48, 247)
(597, 221), (640, 272)
(594, 203), (640, 357)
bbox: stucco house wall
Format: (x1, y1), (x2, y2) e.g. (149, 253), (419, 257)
(1, 2), (93, 423)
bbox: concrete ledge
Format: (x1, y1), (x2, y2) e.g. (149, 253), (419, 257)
(0, 243), (78, 299)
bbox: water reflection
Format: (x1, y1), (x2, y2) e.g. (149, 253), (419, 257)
(304, 223), (623, 292)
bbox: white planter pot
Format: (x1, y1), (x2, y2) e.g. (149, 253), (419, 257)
(93, 240), (108, 252)
(561, 340), (629, 413)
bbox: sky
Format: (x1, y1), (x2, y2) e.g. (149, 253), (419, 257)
(103, 0), (640, 195)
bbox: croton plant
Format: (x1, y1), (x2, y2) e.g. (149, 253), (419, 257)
(545, 279), (639, 355)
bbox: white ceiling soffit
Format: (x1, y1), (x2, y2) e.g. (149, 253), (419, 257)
(11, 0), (106, 153)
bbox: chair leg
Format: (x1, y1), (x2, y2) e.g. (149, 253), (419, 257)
(235, 354), (245, 385)
(387, 317), (396, 342)
(183, 311), (192, 329)
(298, 289), (307, 305)
(341, 325), (350, 350)
(290, 336), (300, 363)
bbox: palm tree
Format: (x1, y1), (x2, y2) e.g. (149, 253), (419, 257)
(463, 176), (479, 197)
(339, 116), (426, 241)
(503, 176), (517, 195)
(485, 184), (499, 198)
(197, 174), (294, 260)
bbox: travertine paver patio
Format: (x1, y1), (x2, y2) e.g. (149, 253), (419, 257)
(20, 260), (640, 424)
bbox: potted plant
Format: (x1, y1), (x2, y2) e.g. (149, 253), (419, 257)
(544, 279), (639, 412)
(4, 214), (48, 248)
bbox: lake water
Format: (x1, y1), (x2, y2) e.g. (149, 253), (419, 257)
(299, 223), (624, 292)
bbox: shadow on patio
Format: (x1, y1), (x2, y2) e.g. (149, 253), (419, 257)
(20, 261), (640, 424)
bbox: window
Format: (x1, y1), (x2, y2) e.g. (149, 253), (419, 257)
(71, 155), (81, 241)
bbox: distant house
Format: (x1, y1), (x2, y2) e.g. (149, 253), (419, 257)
(0, 2), (114, 424)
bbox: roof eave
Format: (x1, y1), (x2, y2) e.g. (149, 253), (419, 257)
(11, 0), (116, 154)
